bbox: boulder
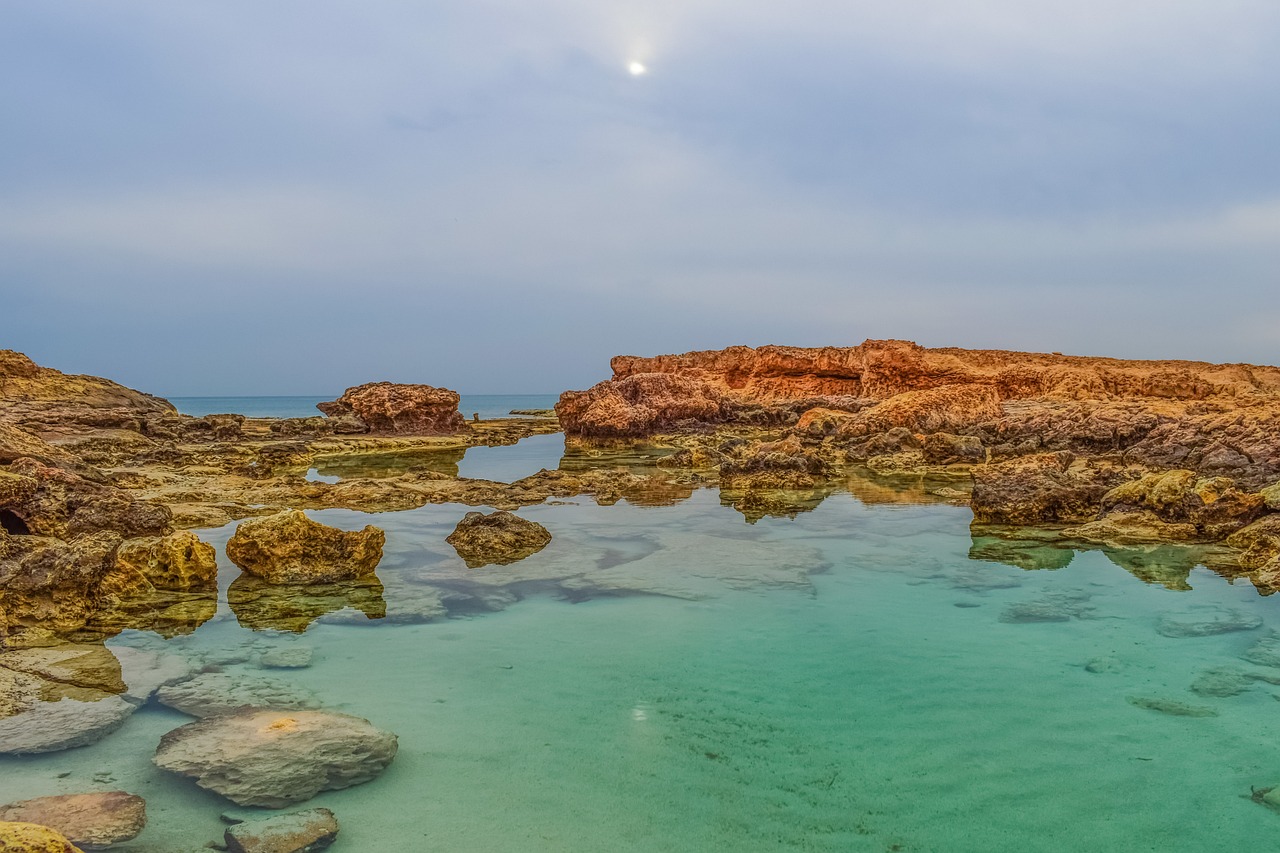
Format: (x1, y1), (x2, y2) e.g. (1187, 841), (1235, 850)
(224, 808), (339, 853)
(225, 512), (384, 584)
(108, 531), (218, 593)
(0, 821), (85, 852)
(446, 511), (552, 568)
(152, 708), (398, 808)
(0, 792), (145, 850)
(317, 382), (464, 435)
(555, 373), (725, 438)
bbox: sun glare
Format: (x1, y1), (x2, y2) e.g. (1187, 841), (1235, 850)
(628, 61), (647, 76)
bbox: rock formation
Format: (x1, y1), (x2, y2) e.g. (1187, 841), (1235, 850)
(445, 511), (552, 567)
(318, 382), (465, 435)
(0, 349), (174, 435)
(225, 511), (385, 584)
(153, 708), (398, 808)
(0, 792), (146, 850)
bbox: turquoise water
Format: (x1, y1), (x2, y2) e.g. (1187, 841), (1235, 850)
(4, 481), (1280, 850)
(171, 394), (560, 420)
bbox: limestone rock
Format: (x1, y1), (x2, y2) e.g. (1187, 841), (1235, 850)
(224, 808), (338, 853)
(446, 511), (551, 568)
(0, 792), (145, 850)
(1227, 515), (1280, 570)
(153, 708), (398, 808)
(318, 382), (464, 435)
(258, 646), (313, 669)
(971, 453), (1135, 525)
(226, 512), (384, 584)
(110, 532), (217, 593)
(155, 673), (320, 719)
(1126, 696), (1218, 717)
(0, 821), (85, 852)
(1064, 511), (1200, 546)
(0, 697), (134, 754)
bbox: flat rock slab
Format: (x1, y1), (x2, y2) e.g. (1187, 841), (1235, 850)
(1157, 608), (1262, 638)
(153, 708), (398, 808)
(0, 820), (84, 852)
(258, 647), (313, 669)
(156, 674), (320, 719)
(0, 697), (135, 755)
(225, 808), (339, 853)
(0, 792), (145, 849)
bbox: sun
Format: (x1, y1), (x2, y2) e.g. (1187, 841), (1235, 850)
(628, 61), (647, 76)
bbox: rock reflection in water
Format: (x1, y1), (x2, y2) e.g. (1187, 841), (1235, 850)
(79, 590), (218, 641)
(227, 575), (386, 632)
(312, 446), (465, 480)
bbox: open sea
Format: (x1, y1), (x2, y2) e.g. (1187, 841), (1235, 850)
(4, 429), (1280, 850)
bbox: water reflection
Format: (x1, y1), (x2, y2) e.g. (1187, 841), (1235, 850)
(80, 591), (218, 641)
(227, 575), (387, 632)
(313, 447), (465, 480)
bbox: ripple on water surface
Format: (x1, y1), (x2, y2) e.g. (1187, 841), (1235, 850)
(3, 488), (1280, 851)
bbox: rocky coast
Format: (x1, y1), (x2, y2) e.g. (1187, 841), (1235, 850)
(4, 339), (1280, 848)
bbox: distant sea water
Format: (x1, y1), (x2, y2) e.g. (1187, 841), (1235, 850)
(169, 394), (560, 421)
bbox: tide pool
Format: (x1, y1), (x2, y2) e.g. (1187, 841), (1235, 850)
(3, 486), (1278, 851)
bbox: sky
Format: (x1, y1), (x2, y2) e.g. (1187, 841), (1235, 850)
(2, 1), (1278, 395)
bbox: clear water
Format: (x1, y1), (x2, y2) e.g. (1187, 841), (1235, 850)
(170, 395), (559, 421)
(5, 481), (1280, 851)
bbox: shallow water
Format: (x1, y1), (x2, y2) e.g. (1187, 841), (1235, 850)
(5, 482), (1280, 851)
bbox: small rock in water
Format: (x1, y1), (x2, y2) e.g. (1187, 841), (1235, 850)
(224, 808), (339, 853)
(0, 791), (146, 849)
(1190, 666), (1255, 697)
(1084, 656), (1124, 674)
(0, 697), (135, 755)
(258, 647), (313, 669)
(1156, 608), (1262, 638)
(156, 673), (320, 719)
(1000, 591), (1092, 624)
(153, 708), (398, 808)
(1126, 696), (1219, 717)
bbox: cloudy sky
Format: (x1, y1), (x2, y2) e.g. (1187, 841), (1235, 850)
(2, 1), (1278, 394)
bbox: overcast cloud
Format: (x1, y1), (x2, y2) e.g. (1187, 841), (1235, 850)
(2, 1), (1278, 394)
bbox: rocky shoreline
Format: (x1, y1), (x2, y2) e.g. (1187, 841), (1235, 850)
(4, 340), (1280, 848)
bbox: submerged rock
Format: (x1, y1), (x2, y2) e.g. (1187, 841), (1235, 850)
(224, 808), (339, 853)
(999, 592), (1093, 623)
(0, 792), (145, 850)
(1242, 632), (1280, 668)
(155, 673), (320, 719)
(0, 696), (135, 755)
(1190, 666), (1255, 697)
(1156, 608), (1262, 638)
(225, 511), (384, 584)
(153, 708), (398, 808)
(445, 511), (551, 568)
(318, 382), (464, 435)
(258, 646), (313, 669)
(1126, 696), (1219, 717)
(0, 820), (85, 852)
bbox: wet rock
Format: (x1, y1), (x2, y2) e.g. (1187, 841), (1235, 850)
(0, 820), (85, 852)
(111, 647), (196, 704)
(445, 511), (551, 568)
(318, 382), (464, 435)
(1156, 608), (1262, 638)
(1126, 696), (1219, 717)
(0, 532), (124, 644)
(153, 708), (398, 808)
(258, 647), (313, 669)
(0, 792), (145, 850)
(156, 673), (320, 719)
(1227, 515), (1280, 570)
(226, 512), (384, 584)
(224, 808), (338, 853)
(0, 697), (135, 754)
(0, 644), (125, 699)
(1190, 666), (1255, 697)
